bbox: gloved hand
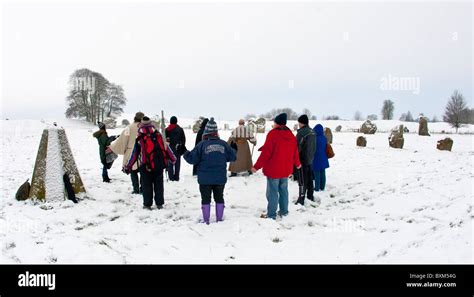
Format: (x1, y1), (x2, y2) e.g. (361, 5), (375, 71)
(176, 144), (188, 155)
(122, 166), (131, 175)
(230, 141), (238, 151)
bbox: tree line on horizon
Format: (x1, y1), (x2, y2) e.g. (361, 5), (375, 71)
(249, 90), (472, 132)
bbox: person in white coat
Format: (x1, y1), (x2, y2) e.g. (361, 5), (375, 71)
(110, 112), (144, 194)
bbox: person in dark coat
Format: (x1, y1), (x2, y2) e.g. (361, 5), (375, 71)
(93, 122), (111, 183)
(124, 117), (177, 210)
(312, 124), (330, 195)
(165, 116), (186, 181)
(251, 113), (301, 219)
(179, 117), (237, 224)
(295, 115), (316, 205)
(193, 118), (209, 176)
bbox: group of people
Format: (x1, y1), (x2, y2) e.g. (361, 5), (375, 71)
(93, 112), (330, 223)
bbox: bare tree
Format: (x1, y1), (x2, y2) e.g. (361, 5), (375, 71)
(103, 83), (127, 119)
(443, 90), (467, 132)
(381, 100), (395, 120)
(302, 108), (313, 118)
(245, 113), (257, 120)
(65, 68), (126, 124)
(260, 108), (299, 120)
(353, 111), (363, 121)
(400, 111), (414, 122)
(367, 114), (378, 121)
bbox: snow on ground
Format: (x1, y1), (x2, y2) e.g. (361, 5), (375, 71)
(0, 117), (472, 264)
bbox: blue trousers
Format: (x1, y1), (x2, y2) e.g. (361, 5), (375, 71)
(314, 169), (326, 191)
(266, 178), (289, 219)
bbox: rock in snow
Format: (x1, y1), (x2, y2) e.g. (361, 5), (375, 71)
(360, 120), (377, 134)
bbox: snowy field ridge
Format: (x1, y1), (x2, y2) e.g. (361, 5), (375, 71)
(0, 118), (472, 264)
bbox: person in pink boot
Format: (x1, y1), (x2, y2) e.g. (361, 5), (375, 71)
(177, 118), (237, 224)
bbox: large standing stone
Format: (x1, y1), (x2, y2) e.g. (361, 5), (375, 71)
(356, 136), (367, 147)
(437, 138), (453, 151)
(29, 128), (86, 201)
(389, 125), (404, 149)
(418, 116), (430, 136)
(335, 125), (342, 132)
(324, 127), (333, 144)
(360, 120), (377, 134)
(247, 118), (266, 134)
(192, 117), (205, 133)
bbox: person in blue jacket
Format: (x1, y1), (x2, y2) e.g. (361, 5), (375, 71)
(312, 124), (330, 198)
(177, 117), (237, 224)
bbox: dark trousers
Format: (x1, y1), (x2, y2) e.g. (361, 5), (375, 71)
(199, 184), (225, 205)
(131, 169), (141, 192)
(102, 164), (109, 179)
(141, 170), (164, 207)
(192, 165), (198, 176)
(167, 151), (181, 181)
(314, 169), (326, 191)
(301, 165), (314, 199)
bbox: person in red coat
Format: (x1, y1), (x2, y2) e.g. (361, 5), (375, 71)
(251, 113), (301, 219)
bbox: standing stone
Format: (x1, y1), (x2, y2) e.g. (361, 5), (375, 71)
(360, 120), (377, 134)
(335, 125), (342, 132)
(192, 117), (205, 133)
(418, 116), (430, 136)
(224, 123), (230, 131)
(356, 136), (367, 147)
(29, 128), (86, 201)
(437, 138), (453, 151)
(255, 118), (266, 133)
(324, 127), (333, 144)
(389, 125), (404, 149)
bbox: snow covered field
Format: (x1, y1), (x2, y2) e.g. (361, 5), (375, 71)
(0, 117), (472, 264)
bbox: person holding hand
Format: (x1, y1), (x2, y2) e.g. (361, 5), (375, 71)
(251, 113), (301, 219)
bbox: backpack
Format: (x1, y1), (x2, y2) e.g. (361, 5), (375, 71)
(140, 126), (165, 172)
(15, 179), (30, 201)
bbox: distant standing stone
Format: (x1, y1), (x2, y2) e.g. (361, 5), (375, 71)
(335, 125), (342, 132)
(360, 120), (377, 134)
(389, 125), (404, 149)
(437, 138), (453, 151)
(356, 136), (367, 147)
(418, 116), (430, 136)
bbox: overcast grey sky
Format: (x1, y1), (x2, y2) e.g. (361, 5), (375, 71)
(1, 1), (472, 120)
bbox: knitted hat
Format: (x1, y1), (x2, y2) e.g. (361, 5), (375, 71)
(274, 113), (287, 125)
(170, 116), (178, 124)
(134, 111), (145, 122)
(203, 117), (218, 136)
(98, 122), (106, 130)
(141, 116), (152, 125)
(298, 114), (309, 125)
